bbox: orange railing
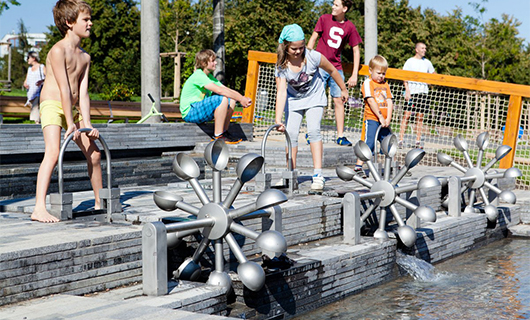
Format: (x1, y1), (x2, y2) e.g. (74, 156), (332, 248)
(242, 50), (530, 170)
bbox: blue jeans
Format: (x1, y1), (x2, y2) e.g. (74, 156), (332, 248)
(363, 119), (392, 154)
(319, 69), (344, 98)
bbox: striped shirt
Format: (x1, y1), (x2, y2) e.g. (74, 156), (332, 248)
(361, 78), (393, 122)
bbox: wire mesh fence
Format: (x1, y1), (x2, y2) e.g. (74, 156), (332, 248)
(249, 60), (529, 189)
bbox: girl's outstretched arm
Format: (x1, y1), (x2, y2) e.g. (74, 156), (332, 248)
(275, 76), (287, 132)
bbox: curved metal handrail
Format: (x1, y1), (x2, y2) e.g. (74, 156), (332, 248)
(58, 128), (112, 195)
(260, 124), (293, 174)
(372, 124), (395, 164)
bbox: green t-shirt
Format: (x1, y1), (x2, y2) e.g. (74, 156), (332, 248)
(179, 69), (222, 118)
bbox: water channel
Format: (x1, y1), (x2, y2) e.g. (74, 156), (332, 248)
(293, 238), (530, 320)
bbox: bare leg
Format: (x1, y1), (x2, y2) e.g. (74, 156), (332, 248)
(223, 99), (236, 133)
(333, 97), (345, 137)
(399, 111), (412, 142)
(309, 140), (323, 169)
(31, 125), (62, 223)
(415, 112), (424, 142)
(213, 97), (230, 136)
(74, 122), (102, 209)
(287, 146), (298, 169)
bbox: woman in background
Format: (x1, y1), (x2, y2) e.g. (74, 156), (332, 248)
(24, 51), (46, 124)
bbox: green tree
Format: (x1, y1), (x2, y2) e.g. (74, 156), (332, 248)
(158, 0), (211, 98)
(377, 0), (528, 84)
(377, 0), (424, 69)
(0, 0), (20, 15)
(41, 0), (141, 96)
(223, 0), (325, 91)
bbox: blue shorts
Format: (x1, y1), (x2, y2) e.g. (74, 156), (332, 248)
(184, 95), (230, 124)
(363, 119), (392, 154)
(319, 69), (344, 98)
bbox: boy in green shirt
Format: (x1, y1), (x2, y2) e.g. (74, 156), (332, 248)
(180, 49), (252, 144)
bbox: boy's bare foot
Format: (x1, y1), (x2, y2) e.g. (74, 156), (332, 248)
(31, 209), (60, 223)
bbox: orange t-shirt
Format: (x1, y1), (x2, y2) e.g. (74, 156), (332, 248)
(361, 78), (393, 122)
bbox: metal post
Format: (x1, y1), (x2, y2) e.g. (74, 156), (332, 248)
(213, 0), (225, 83)
(49, 193), (73, 221)
(256, 124), (297, 196)
(448, 176), (462, 217)
(174, 30), (180, 100)
(269, 205), (283, 233)
(141, 0), (161, 122)
(364, 0), (378, 64)
(343, 192), (361, 244)
(142, 222), (168, 296)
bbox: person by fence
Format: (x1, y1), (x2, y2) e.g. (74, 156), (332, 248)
(398, 42), (435, 149)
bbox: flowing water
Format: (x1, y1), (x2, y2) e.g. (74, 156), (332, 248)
(293, 238), (530, 320)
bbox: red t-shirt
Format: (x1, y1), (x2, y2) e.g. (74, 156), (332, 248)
(314, 14), (362, 70)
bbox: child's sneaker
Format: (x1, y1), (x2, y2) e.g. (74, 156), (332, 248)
(398, 140), (404, 149)
(305, 133), (310, 145)
(311, 174), (325, 190)
(212, 132), (241, 144)
(354, 166), (367, 179)
(415, 141), (423, 149)
(336, 136), (353, 146)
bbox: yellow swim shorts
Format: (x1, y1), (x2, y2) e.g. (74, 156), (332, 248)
(40, 100), (82, 130)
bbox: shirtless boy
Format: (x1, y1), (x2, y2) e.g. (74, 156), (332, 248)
(31, 0), (102, 223)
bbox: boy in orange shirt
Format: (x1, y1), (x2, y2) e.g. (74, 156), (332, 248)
(354, 55), (393, 177)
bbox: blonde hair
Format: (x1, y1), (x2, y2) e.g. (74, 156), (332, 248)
(195, 49), (216, 70)
(276, 40), (306, 70)
(368, 55), (388, 71)
(53, 0), (92, 36)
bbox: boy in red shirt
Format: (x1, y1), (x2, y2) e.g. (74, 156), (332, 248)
(354, 55), (393, 177)
(307, 0), (362, 146)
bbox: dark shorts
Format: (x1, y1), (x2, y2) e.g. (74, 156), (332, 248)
(404, 93), (429, 113)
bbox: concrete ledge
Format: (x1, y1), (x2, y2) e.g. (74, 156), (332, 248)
(0, 294), (229, 319)
(231, 238), (396, 319)
(0, 122), (253, 160)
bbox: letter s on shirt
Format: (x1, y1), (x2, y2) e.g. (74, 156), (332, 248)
(326, 27), (344, 49)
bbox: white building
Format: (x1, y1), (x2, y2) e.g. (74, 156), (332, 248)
(0, 32), (47, 57)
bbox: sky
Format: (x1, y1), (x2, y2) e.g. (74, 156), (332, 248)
(0, 0), (529, 44)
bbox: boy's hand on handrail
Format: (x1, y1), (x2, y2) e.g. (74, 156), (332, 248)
(275, 122), (285, 132)
(240, 96), (252, 108)
(85, 126), (100, 139)
(65, 124), (78, 141)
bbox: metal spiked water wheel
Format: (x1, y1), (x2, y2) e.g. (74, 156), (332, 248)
(153, 139), (289, 291)
(337, 134), (438, 247)
(437, 132), (521, 222)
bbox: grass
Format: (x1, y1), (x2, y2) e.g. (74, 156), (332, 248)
(1, 89), (26, 96)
